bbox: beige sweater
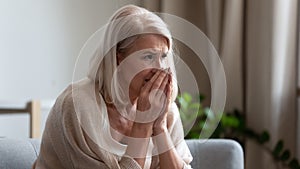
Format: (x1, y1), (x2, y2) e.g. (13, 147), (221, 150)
(33, 80), (192, 169)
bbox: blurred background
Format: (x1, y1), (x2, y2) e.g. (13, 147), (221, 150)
(0, 0), (299, 169)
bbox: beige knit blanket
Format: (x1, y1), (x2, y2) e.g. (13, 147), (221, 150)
(33, 79), (192, 169)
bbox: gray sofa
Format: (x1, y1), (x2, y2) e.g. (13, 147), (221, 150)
(0, 138), (244, 169)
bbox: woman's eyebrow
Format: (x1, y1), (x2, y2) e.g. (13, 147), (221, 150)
(142, 50), (168, 57)
(142, 51), (157, 55)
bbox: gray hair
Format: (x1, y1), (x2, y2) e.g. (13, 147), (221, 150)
(87, 5), (178, 106)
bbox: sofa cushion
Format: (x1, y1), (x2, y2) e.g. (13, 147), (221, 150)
(0, 138), (40, 169)
(0, 138), (243, 169)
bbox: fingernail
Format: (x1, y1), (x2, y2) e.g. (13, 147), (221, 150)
(168, 67), (171, 72)
(151, 69), (157, 73)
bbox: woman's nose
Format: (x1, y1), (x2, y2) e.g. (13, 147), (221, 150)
(153, 58), (166, 69)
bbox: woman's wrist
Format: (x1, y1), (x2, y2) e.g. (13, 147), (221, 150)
(152, 126), (168, 136)
(130, 122), (153, 137)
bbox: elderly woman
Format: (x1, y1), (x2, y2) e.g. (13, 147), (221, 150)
(33, 5), (192, 169)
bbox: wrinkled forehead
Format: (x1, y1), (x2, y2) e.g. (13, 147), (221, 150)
(122, 34), (169, 56)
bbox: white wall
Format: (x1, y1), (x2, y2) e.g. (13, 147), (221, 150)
(0, 0), (141, 138)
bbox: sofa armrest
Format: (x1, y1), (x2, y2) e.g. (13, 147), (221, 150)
(0, 138), (40, 169)
(186, 139), (244, 169)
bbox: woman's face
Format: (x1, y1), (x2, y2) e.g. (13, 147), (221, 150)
(117, 34), (169, 101)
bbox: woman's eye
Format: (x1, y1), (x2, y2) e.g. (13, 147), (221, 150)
(144, 55), (154, 60)
(162, 54), (168, 59)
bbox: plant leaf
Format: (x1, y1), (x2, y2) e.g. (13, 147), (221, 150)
(183, 93), (192, 103)
(199, 94), (205, 102)
(288, 158), (299, 169)
(280, 150), (290, 162)
(258, 131), (270, 144)
(272, 140), (284, 158)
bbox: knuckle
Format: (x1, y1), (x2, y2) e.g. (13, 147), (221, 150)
(152, 84), (160, 89)
(140, 92), (148, 98)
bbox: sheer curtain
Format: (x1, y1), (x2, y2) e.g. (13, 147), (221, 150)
(298, 0), (300, 159)
(142, 0), (299, 168)
(143, 0), (244, 109)
(246, 0), (298, 168)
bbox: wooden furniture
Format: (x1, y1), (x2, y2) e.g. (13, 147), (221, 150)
(0, 100), (41, 138)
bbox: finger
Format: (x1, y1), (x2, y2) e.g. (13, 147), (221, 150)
(158, 73), (169, 91)
(159, 72), (171, 96)
(155, 79), (169, 106)
(140, 69), (162, 93)
(162, 74), (173, 111)
(151, 70), (168, 90)
(137, 70), (162, 112)
(153, 75), (170, 116)
(166, 75), (172, 102)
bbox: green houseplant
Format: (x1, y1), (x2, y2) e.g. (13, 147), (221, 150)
(177, 92), (300, 169)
